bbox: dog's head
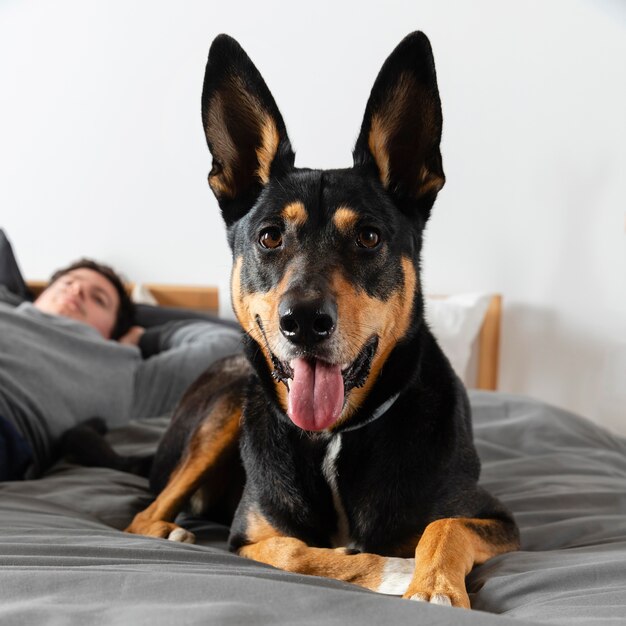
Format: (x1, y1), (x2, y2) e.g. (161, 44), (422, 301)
(201, 33), (444, 432)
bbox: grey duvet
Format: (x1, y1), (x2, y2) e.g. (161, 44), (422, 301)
(1, 392), (625, 625)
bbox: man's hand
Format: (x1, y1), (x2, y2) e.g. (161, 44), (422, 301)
(118, 325), (145, 346)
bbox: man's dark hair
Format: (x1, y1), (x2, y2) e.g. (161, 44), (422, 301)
(49, 258), (135, 339)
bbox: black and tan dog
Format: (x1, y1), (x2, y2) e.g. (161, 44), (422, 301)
(126, 32), (519, 608)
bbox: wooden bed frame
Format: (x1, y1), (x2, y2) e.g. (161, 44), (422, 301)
(477, 295), (502, 391)
(26, 281), (501, 391)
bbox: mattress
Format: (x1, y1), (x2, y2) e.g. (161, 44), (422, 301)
(1, 392), (625, 625)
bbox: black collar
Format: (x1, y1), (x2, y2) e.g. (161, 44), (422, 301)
(339, 391), (401, 433)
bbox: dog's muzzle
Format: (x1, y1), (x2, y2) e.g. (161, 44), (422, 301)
(258, 308), (378, 432)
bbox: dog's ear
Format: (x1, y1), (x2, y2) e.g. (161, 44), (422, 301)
(353, 32), (444, 219)
(201, 35), (295, 225)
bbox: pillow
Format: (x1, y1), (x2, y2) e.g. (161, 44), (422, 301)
(134, 303), (240, 331)
(0, 229), (32, 302)
(424, 293), (492, 386)
(130, 283), (159, 306)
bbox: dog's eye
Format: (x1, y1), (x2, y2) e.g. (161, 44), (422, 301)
(259, 227), (283, 250)
(356, 227), (381, 249)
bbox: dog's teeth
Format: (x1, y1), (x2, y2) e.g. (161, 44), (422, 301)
(287, 379), (292, 390)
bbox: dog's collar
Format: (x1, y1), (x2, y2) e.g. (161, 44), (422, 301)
(339, 391), (401, 433)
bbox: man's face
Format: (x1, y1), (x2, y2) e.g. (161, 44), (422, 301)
(34, 268), (120, 339)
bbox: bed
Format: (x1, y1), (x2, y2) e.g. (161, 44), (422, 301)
(1, 277), (625, 625)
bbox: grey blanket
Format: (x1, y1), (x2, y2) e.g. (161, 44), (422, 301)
(1, 392), (625, 625)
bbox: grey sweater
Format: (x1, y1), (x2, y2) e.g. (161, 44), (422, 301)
(0, 296), (242, 475)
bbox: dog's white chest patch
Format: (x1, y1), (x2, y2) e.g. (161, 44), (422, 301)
(321, 434), (351, 548)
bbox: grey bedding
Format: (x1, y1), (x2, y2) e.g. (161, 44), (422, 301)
(1, 392), (625, 625)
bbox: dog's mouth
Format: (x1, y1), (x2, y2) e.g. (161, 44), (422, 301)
(268, 334), (379, 432)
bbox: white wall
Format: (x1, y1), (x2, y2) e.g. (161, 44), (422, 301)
(1, 0), (624, 434)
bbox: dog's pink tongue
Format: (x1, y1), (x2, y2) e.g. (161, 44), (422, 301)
(287, 358), (344, 431)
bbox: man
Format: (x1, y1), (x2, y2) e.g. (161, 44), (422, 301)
(0, 259), (241, 481)
(33, 259), (135, 342)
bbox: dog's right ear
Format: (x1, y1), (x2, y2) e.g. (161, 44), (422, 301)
(201, 35), (295, 225)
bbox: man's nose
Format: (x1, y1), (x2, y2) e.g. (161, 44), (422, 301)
(70, 282), (84, 298)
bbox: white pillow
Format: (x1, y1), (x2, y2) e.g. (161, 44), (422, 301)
(424, 293), (492, 385)
(130, 283), (158, 306)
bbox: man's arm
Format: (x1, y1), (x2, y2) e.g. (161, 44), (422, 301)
(131, 320), (243, 418)
(136, 319), (239, 358)
(118, 325), (146, 347)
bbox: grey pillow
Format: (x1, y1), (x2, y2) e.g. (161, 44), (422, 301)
(134, 303), (239, 330)
(0, 229), (32, 301)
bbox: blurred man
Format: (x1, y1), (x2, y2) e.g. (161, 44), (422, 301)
(0, 259), (241, 481)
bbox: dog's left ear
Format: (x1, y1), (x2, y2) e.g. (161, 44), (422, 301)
(353, 32), (445, 219)
(201, 35), (295, 225)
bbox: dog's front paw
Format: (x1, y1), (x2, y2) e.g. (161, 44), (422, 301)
(167, 526), (196, 543)
(376, 557), (416, 595)
(403, 574), (469, 608)
(125, 516), (196, 544)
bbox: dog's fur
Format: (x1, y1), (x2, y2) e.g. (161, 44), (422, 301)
(126, 32), (519, 607)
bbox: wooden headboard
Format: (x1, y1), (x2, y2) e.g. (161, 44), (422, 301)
(131, 284), (219, 313)
(476, 295), (502, 391)
(27, 281), (501, 391)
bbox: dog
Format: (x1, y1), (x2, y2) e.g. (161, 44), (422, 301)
(126, 31), (520, 608)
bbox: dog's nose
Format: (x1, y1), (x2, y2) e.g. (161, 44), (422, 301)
(278, 296), (337, 345)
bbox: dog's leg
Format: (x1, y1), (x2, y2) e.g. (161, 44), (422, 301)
(235, 511), (414, 595)
(240, 539), (415, 594)
(403, 517), (520, 608)
(125, 396), (242, 543)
